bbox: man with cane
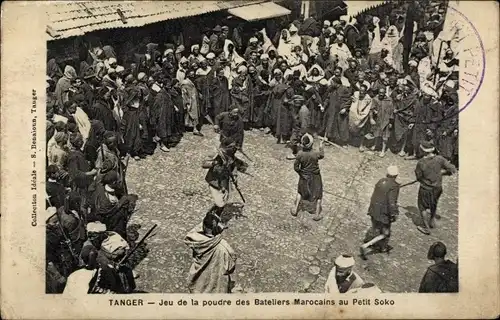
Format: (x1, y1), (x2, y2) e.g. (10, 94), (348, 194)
(360, 165), (400, 260)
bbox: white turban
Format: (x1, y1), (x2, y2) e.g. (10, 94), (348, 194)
(332, 20), (340, 27)
(108, 57), (117, 65)
(323, 20), (331, 27)
(335, 255), (355, 268)
(237, 65), (248, 74)
(164, 48), (174, 55)
(408, 60), (418, 67)
(421, 83), (438, 97)
(206, 52), (216, 59)
(387, 165), (399, 176)
(137, 72), (146, 81)
(260, 53), (269, 60)
(339, 15), (349, 22)
(115, 65), (125, 73)
(249, 37), (258, 43)
(45, 207), (57, 222)
(87, 222), (107, 233)
(445, 80), (456, 88)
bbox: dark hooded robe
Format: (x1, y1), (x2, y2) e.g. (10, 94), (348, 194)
(371, 95), (395, 140)
(419, 260), (458, 293)
(230, 75), (251, 123)
(121, 105), (143, 157)
(89, 183), (138, 239)
(437, 104), (458, 161)
(413, 97), (441, 155)
(151, 87), (176, 144)
(66, 148), (93, 203)
(393, 92), (418, 142)
(169, 84), (185, 138)
(91, 96), (117, 132)
(84, 120), (105, 167)
(247, 73), (267, 128)
(266, 83), (294, 137)
(304, 84), (325, 133)
(46, 207), (87, 277)
(323, 85), (352, 144)
(211, 73), (231, 118)
(194, 70), (213, 119)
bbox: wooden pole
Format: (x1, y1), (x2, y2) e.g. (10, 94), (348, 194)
(402, 1), (416, 73)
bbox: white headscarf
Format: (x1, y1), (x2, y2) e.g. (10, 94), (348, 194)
(306, 64), (325, 83)
(278, 29), (293, 59)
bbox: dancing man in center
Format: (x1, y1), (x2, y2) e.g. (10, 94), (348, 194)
(203, 136), (249, 219)
(290, 133), (325, 221)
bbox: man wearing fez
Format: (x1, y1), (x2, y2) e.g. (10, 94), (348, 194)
(360, 165), (400, 260)
(325, 254), (365, 293)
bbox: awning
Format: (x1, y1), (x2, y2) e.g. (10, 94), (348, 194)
(46, 1), (266, 41)
(228, 2), (291, 21)
(344, 0), (389, 18)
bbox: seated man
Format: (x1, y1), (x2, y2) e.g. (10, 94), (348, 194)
(325, 254), (364, 293)
(89, 170), (138, 239)
(184, 213), (237, 293)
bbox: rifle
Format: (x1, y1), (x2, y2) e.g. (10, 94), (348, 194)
(117, 224), (157, 267)
(237, 148), (253, 162)
(54, 203), (82, 268)
(229, 173), (246, 203)
(433, 40), (445, 86)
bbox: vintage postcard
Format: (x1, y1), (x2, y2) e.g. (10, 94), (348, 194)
(1, 0), (498, 319)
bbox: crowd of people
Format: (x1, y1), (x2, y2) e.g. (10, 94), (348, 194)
(45, 0), (459, 294)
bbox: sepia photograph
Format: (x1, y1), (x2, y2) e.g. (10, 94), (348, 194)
(1, 0), (499, 319)
(43, 0), (466, 296)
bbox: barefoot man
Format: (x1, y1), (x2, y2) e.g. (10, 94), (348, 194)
(290, 133), (325, 221)
(360, 165), (400, 259)
(415, 141), (456, 235)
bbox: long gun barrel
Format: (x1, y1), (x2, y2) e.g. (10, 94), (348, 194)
(118, 224), (158, 266)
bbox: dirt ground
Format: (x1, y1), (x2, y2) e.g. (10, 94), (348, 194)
(126, 127), (458, 293)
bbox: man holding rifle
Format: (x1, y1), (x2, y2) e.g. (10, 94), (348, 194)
(203, 136), (249, 219)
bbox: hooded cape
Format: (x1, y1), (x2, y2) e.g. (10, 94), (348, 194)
(184, 224), (236, 293)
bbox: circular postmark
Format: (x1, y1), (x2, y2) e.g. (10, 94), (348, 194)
(446, 5), (486, 112)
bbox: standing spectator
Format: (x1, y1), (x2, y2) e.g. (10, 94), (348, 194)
(55, 66), (77, 113)
(419, 242), (458, 292)
(182, 70), (203, 136)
